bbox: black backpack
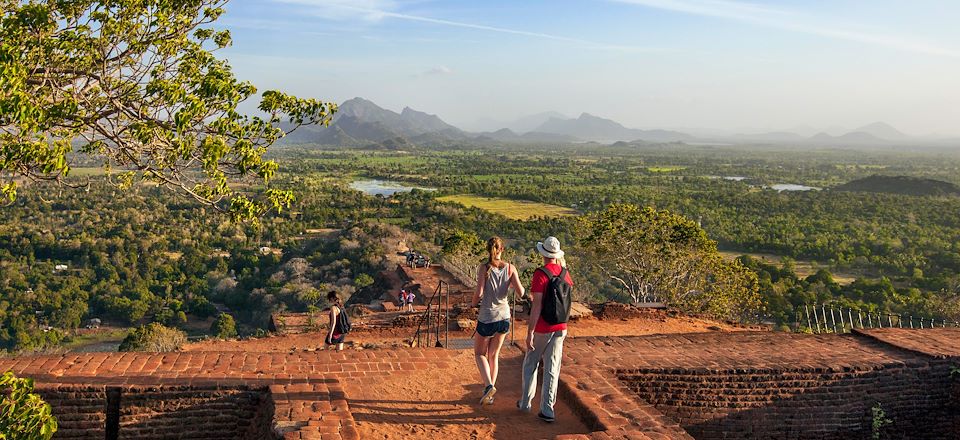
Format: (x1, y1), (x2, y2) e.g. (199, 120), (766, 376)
(336, 306), (352, 334)
(539, 267), (573, 325)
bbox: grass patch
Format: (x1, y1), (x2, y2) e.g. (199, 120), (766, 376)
(60, 328), (129, 351)
(438, 194), (577, 220)
(647, 166), (687, 173)
(719, 250), (858, 285)
(68, 167), (106, 177)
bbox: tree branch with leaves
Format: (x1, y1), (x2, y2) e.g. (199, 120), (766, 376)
(0, 0), (336, 221)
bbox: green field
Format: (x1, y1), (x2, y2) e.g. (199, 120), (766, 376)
(647, 166), (687, 173)
(68, 167), (106, 177)
(719, 251), (858, 285)
(437, 194), (577, 220)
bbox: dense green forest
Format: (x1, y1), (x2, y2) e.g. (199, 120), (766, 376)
(1, 144), (959, 352)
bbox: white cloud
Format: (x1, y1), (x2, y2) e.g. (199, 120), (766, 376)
(274, 0), (662, 53)
(421, 66), (453, 76)
(610, 0), (960, 58)
(273, 0), (399, 21)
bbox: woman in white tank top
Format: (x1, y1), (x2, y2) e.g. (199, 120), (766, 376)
(473, 236), (525, 406)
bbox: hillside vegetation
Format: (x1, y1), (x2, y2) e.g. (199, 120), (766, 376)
(835, 175), (960, 197)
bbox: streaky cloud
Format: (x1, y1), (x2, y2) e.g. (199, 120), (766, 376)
(610, 0), (960, 58)
(274, 0), (663, 53)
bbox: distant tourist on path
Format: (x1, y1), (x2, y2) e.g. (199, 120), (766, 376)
(518, 236), (573, 423)
(473, 236), (525, 406)
(399, 288), (407, 310)
(325, 291), (348, 351)
(406, 290), (416, 313)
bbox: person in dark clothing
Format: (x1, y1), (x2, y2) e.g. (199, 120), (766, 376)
(325, 291), (346, 351)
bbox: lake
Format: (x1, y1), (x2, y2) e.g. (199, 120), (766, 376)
(349, 179), (435, 197)
(769, 184), (820, 192)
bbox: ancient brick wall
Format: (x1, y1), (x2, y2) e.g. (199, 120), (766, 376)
(118, 386), (271, 440)
(563, 330), (960, 440)
(953, 376), (960, 435)
(36, 385), (106, 439)
(618, 361), (954, 439)
(36, 385), (273, 440)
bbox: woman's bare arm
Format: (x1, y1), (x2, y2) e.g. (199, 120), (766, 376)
(474, 264), (486, 306)
(509, 264), (525, 299)
(328, 307), (338, 340)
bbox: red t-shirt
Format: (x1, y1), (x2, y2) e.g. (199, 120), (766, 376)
(530, 263), (573, 333)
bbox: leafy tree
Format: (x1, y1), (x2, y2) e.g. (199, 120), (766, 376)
(118, 322), (186, 352)
(210, 312), (236, 338)
(441, 230), (484, 256)
(353, 273), (374, 290)
(581, 204), (761, 319)
(0, 371), (57, 440)
(0, 0), (335, 221)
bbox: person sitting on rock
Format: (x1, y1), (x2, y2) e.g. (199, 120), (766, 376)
(474, 236), (524, 406)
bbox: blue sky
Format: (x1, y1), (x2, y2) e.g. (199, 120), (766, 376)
(218, 0), (960, 135)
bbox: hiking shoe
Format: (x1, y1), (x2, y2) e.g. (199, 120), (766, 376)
(537, 412), (555, 423)
(480, 385), (496, 405)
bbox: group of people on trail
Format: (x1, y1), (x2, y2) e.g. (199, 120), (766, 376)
(398, 288), (416, 313)
(323, 235), (574, 423)
(473, 235), (573, 424)
(405, 251), (429, 268)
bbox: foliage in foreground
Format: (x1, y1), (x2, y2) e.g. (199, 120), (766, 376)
(580, 204), (761, 320)
(118, 323), (186, 352)
(0, 371), (57, 440)
(0, 0), (335, 221)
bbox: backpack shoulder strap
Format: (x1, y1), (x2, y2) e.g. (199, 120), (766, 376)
(538, 266), (556, 280)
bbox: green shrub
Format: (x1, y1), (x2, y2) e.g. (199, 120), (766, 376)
(118, 323), (187, 352)
(211, 313), (237, 339)
(871, 402), (892, 440)
(0, 371), (57, 440)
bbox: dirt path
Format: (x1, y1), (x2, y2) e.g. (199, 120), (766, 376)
(181, 313), (755, 438)
(344, 348), (590, 440)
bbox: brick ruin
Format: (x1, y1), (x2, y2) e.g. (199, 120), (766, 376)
(2, 328), (959, 439)
(560, 328), (960, 440)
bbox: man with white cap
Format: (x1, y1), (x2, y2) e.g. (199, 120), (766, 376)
(518, 236), (574, 423)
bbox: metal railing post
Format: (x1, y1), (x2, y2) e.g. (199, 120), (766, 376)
(830, 307), (838, 333)
(444, 281), (449, 349)
(813, 306), (822, 334)
(821, 305), (828, 333)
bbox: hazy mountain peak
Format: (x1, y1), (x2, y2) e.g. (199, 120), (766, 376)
(853, 122), (907, 140)
(337, 97), (393, 119)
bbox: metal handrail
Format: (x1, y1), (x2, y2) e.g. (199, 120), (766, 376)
(798, 303), (960, 334)
(413, 280), (449, 348)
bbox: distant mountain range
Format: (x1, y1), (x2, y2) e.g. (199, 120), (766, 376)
(532, 113), (696, 143)
(278, 97), (955, 148)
